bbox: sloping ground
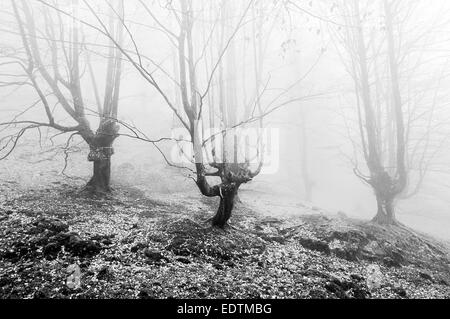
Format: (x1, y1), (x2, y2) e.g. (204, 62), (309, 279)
(0, 182), (449, 299)
(290, 214), (450, 273)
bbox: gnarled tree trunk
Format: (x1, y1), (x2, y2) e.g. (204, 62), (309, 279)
(370, 171), (399, 225)
(85, 121), (119, 194)
(87, 151), (112, 193)
(212, 184), (239, 228)
(372, 193), (396, 225)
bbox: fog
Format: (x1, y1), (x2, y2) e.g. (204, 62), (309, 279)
(1, 0), (450, 239)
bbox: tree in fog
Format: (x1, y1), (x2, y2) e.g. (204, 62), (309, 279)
(333, 0), (447, 224)
(0, 0), (124, 193)
(71, 0), (315, 227)
(143, 0), (267, 228)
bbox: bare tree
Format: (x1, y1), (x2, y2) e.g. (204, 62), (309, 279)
(152, 0), (319, 227)
(164, 0), (266, 228)
(0, 0), (125, 193)
(333, 0), (448, 224)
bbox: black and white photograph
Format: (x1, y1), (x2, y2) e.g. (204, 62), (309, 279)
(0, 0), (449, 309)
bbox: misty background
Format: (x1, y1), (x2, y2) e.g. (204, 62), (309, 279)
(1, 0), (450, 240)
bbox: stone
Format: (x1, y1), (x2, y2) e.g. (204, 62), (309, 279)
(138, 289), (155, 299)
(43, 242), (61, 258)
(66, 264), (81, 290)
(131, 242), (148, 253)
(101, 238), (113, 246)
(90, 234), (115, 246)
(176, 257), (191, 264)
(324, 282), (348, 299)
(383, 257), (401, 268)
(66, 238), (102, 258)
(350, 274), (364, 282)
(33, 218), (69, 233)
(393, 287), (407, 298)
(144, 249), (167, 262)
(366, 264), (383, 290)
(30, 234), (50, 246)
(298, 237), (330, 255)
(97, 265), (113, 280)
(353, 288), (369, 299)
(419, 272), (433, 282)
(33, 289), (50, 299)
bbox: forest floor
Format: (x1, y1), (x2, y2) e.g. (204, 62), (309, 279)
(1, 182), (449, 299)
(0, 153), (450, 299)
